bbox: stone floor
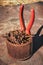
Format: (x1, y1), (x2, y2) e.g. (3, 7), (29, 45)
(0, 2), (43, 65)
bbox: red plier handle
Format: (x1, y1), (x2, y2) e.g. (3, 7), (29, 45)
(19, 5), (35, 35)
(19, 5), (26, 31)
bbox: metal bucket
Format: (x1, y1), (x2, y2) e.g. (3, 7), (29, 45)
(6, 34), (33, 60)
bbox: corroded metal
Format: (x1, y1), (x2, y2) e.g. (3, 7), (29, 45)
(6, 34), (32, 60)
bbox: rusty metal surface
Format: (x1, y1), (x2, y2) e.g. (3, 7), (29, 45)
(6, 35), (32, 60)
(0, 2), (43, 65)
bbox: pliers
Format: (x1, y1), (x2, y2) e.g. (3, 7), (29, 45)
(19, 5), (35, 35)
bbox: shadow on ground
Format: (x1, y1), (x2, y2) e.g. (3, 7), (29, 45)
(33, 25), (43, 54)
